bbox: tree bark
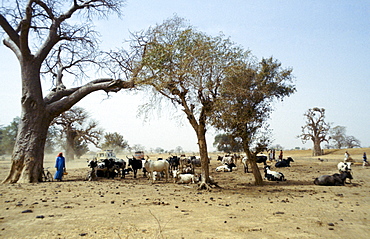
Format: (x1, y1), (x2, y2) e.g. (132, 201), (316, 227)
(3, 62), (52, 183)
(197, 125), (210, 188)
(65, 128), (77, 161)
(245, 149), (263, 186)
(313, 139), (322, 156)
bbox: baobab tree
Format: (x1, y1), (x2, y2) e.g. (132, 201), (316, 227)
(298, 107), (330, 156)
(53, 107), (102, 161)
(0, 0), (134, 183)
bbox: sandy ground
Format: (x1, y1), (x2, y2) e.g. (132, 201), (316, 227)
(0, 150), (369, 239)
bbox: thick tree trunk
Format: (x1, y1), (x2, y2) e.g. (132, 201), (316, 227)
(313, 139), (322, 156)
(3, 107), (50, 183)
(245, 148), (263, 186)
(2, 61), (52, 183)
(65, 129), (76, 161)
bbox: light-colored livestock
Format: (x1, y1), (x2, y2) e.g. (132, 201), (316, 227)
(179, 156), (191, 173)
(242, 156), (248, 173)
(144, 159), (170, 183)
(215, 163), (237, 172)
(172, 170), (197, 184)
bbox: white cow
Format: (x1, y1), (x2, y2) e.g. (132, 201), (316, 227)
(172, 170), (197, 184)
(144, 159), (170, 183)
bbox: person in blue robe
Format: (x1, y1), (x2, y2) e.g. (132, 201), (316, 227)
(54, 152), (66, 181)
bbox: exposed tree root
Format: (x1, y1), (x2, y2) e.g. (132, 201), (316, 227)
(198, 181), (221, 190)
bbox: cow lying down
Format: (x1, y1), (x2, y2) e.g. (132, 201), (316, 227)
(264, 165), (286, 181)
(172, 170), (198, 184)
(215, 163), (237, 172)
(314, 171), (353, 186)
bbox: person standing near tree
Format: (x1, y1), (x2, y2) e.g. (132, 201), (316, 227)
(54, 152), (66, 181)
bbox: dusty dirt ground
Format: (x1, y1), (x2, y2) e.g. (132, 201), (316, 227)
(0, 149), (369, 239)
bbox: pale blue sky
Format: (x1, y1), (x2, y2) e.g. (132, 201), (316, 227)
(1, 0), (369, 152)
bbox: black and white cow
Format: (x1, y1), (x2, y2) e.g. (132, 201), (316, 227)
(264, 165), (285, 181)
(111, 158), (126, 179)
(215, 163), (237, 172)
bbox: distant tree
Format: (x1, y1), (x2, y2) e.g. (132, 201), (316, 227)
(154, 147), (165, 154)
(329, 125), (347, 149)
(213, 134), (243, 153)
(45, 125), (58, 154)
(298, 107), (330, 156)
(73, 138), (89, 159)
(131, 144), (145, 153)
(174, 146), (184, 154)
(329, 125), (361, 149)
(271, 144), (284, 151)
(101, 132), (129, 153)
(344, 136), (361, 148)
(0, 117), (20, 155)
(53, 107), (102, 161)
(1, 0), (133, 183)
(212, 57), (295, 185)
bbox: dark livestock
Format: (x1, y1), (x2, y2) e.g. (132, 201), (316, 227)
(241, 155), (268, 173)
(314, 171), (353, 186)
(111, 159), (126, 179)
(256, 155), (268, 165)
(168, 156), (180, 171)
(275, 157), (294, 167)
(127, 157), (144, 178)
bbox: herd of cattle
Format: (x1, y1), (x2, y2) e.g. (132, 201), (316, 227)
(86, 153), (356, 186)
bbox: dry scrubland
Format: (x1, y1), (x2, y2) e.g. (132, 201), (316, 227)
(0, 148), (369, 239)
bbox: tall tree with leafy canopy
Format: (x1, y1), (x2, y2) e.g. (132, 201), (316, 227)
(132, 16), (245, 189)
(298, 107), (330, 156)
(0, 0), (134, 183)
(212, 57), (295, 185)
